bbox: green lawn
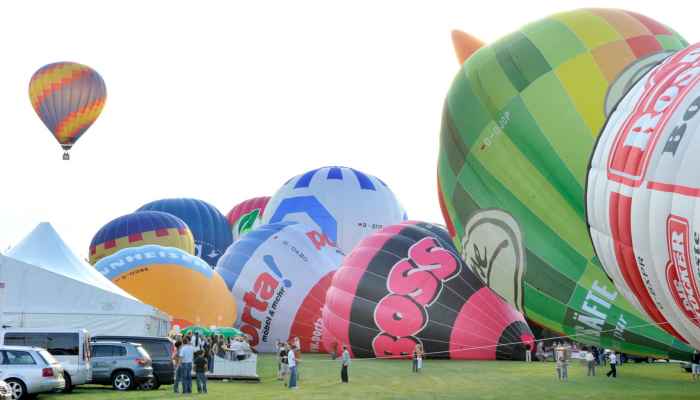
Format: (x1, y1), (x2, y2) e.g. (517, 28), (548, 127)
(44, 355), (700, 400)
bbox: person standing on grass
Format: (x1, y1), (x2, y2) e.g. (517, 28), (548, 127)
(288, 344), (299, 389)
(279, 343), (290, 382)
(536, 341), (545, 362)
(606, 351), (617, 378)
(206, 335), (215, 374)
(585, 349), (596, 376)
(340, 345), (351, 383)
(417, 344), (424, 373)
(276, 340), (283, 379)
(293, 337), (302, 381)
(180, 336), (195, 393)
(555, 349), (567, 382)
(691, 350), (700, 381)
(592, 347), (600, 366)
(525, 342), (532, 362)
(412, 344), (419, 373)
(172, 340), (183, 393)
(194, 350), (208, 394)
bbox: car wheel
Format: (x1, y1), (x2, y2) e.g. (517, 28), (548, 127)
(5, 379), (26, 400)
(139, 376), (159, 390)
(62, 372), (73, 393)
(112, 371), (134, 391)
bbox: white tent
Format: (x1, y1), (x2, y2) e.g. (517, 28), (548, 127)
(0, 223), (170, 336)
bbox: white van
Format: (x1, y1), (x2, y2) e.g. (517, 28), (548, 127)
(0, 329), (91, 392)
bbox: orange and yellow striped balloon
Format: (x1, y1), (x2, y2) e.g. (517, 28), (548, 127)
(29, 62), (106, 159)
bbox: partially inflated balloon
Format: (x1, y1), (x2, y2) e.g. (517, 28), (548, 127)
(137, 198), (232, 267)
(29, 62), (106, 160)
(322, 221), (534, 360)
(437, 9), (693, 358)
(226, 197), (270, 242)
(588, 43), (700, 349)
(215, 221), (344, 352)
(96, 245), (236, 327)
(89, 211), (195, 265)
(263, 166), (406, 254)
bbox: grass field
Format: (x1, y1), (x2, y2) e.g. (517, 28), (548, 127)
(43, 354), (700, 400)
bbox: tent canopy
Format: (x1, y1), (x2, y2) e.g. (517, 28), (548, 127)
(0, 223), (170, 336)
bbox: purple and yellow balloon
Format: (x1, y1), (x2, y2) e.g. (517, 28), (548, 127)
(29, 62), (107, 160)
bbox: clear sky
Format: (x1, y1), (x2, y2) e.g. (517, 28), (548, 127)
(0, 0), (697, 259)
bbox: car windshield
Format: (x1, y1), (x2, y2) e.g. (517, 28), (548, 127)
(38, 349), (59, 365)
(136, 346), (150, 360)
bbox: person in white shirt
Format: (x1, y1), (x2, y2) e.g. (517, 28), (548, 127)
(606, 351), (618, 378)
(585, 350), (596, 376)
(341, 345), (350, 383)
(287, 344), (298, 389)
(229, 338), (243, 360)
(179, 337), (195, 393)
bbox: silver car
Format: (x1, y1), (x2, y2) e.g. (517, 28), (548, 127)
(90, 341), (153, 391)
(0, 345), (65, 399)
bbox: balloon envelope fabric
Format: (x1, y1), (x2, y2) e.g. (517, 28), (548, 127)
(89, 211), (195, 265)
(437, 8), (693, 358)
(138, 198), (232, 267)
(96, 245), (237, 328)
(322, 221), (534, 360)
(29, 61), (107, 158)
(263, 166), (407, 254)
(588, 42), (700, 349)
(226, 196), (270, 242)
(215, 221), (345, 353)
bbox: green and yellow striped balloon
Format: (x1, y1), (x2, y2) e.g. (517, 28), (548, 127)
(437, 8), (693, 358)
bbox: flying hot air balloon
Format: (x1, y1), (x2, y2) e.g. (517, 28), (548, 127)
(96, 245), (236, 328)
(89, 211), (195, 265)
(588, 42), (700, 349)
(437, 8), (694, 358)
(263, 166), (407, 254)
(215, 221), (344, 353)
(226, 196), (271, 242)
(29, 62), (107, 160)
(322, 221), (534, 360)
(137, 198), (232, 267)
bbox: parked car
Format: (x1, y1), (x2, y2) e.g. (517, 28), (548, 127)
(92, 336), (174, 390)
(89, 341), (153, 391)
(0, 380), (12, 400)
(0, 329), (91, 392)
(0, 345), (65, 399)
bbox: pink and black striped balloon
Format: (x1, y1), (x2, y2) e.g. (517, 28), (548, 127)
(322, 221), (534, 360)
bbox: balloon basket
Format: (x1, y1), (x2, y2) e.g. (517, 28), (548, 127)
(63, 152), (70, 160)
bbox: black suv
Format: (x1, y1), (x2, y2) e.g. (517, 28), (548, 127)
(91, 336), (174, 390)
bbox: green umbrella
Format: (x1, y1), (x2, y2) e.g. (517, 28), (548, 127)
(212, 327), (243, 339)
(181, 325), (213, 337)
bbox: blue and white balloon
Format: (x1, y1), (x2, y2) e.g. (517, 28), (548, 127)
(262, 166), (406, 254)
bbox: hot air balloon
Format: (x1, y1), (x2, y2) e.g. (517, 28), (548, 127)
(96, 245), (236, 328)
(226, 196), (271, 242)
(437, 8), (694, 358)
(215, 221), (344, 352)
(588, 42), (700, 349)
(263, 166), (407, 254)
(89, 211), (195, 265)
(322, 221), (534, 360)
(137, 198), (232, 267)
(29, 62), (106, 160)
